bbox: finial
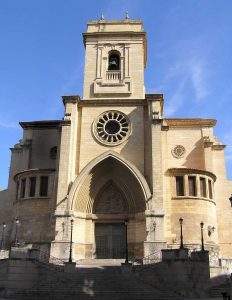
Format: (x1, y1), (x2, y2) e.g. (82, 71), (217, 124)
(100, 13), (105, 20)
(125, 11), (130, 19)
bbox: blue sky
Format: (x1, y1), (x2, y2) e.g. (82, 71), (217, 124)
(0, 0), (232, 188)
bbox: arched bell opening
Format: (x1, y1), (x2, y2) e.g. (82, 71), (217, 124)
(108, 50), (120, 71)
(71, 155), (148, 260)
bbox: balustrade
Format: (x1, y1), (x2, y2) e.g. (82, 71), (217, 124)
(106, 71), (121, 81)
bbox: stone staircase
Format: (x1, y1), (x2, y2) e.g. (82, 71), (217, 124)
(1, 252), (230, 299)
(8, 260), (183, 300)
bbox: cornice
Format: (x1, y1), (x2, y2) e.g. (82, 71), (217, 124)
(165, 118), (217, 128)
(76, 98), (147, 107)
(167, 168), (217, 182)
(62, 95), (81, 105)
(20, 120), (69, 129)
(83, 31), (146, 41)
(14, 168), (56, 181)
(212, 144), (226, 150)
(172, 196), (216, 205)
(87, 20), (143, 25)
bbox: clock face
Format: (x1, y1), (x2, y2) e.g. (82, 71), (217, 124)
(93, 110), (131, 146)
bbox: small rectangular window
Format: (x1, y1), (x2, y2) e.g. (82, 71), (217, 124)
(176, 176), (184, 196)
(40, 176), (48, 197)
(208, 180), (213, 199)
(20, 178), (26, 198)
(188, 176), (196, 196)
(29, 177), (36, 197)
(200, 177), (207, 198)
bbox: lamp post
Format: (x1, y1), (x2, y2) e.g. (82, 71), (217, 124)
(179, 218), (184, 249)
(1, 223), (6, 249)
(124, 219), (129, 264)
(69, 219), (74, 263)
(200, 222), (205, 251)
(229, 194), (232, 207)
(14, 218), (20, 247)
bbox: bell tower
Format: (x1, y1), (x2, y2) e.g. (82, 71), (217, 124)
(82, 18), (147, 100)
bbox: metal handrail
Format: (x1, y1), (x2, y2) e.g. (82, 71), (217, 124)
(130, 249), (162, 265)
(29, 248), (65, 266)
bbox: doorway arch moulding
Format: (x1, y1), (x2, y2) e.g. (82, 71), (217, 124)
(67, 150), (152, 213)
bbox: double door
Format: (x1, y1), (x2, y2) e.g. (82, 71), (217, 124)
(95, 223), (126, 259)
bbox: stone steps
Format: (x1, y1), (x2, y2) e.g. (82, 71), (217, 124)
(11, 289), (180, 300)
(77, 259), (125, 267)
(26, 264), (183, 300)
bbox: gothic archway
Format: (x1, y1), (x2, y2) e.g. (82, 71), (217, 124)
(93, 180), (128, 215)
(67, 152), (150, 259)
(69, 151), (151, 212)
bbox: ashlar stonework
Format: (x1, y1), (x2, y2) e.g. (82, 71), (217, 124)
(0, 18), (232, 276)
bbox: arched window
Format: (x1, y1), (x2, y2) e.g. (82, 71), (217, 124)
(108, 51), (120, 71)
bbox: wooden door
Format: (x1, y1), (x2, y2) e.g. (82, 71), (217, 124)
(95, 223), (125, 258)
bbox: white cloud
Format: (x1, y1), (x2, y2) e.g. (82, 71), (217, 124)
(189, 60), (209, 101)
(162, 56), (210, 116)
(165, 76), (188, 116)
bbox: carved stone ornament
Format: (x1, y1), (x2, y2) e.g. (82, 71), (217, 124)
(93, 181), (128, 214)
(172, 145), (186, 159)
(93, 110), (131, 146)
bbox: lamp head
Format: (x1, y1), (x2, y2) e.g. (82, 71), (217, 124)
(229, 195), (232, 207)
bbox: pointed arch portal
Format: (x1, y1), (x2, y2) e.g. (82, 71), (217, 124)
(68, 151), (151, 259)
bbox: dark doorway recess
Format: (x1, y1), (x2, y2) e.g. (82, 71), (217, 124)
(95, 223), (125, 258)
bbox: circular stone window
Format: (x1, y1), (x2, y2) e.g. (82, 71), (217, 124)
(93, 110), (131, 146)
(172, 145), (186, 158)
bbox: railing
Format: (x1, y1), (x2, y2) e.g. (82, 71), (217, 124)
(130, 249), (162, 266)
(106, 70), (121, 81)
(28, 248), (65, 272)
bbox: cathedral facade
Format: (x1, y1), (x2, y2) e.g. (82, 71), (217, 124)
(0, 18), (232, 270)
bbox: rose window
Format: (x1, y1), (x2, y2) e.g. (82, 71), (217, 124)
(93, 111), (131, 146)
(172, 145), (186, 158)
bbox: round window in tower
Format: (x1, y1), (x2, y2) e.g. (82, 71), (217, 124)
(93, 110), (131, 146)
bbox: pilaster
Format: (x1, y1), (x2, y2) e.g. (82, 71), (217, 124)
(51, 97), (80, 258)
(144, 95), (166, 256)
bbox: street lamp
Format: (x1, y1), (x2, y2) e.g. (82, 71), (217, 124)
(14, 218), (20, 247)
(229, 194), (232, 207)
(1, 223), (6, 249)
(124, 219), (129, 264)
(179, 218), (184, 249)
(69, 219), (74, 263)
(200, 222), (205, 251)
